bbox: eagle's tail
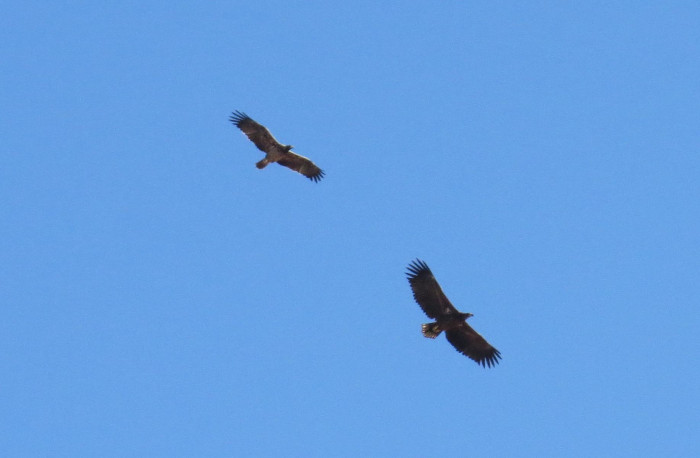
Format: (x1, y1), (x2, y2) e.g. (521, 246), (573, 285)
(422, 322), (442, 338)
(256, 158), (270, 169)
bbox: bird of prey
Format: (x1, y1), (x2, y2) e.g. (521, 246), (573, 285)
(406, 259), (501, 368)
(229, 111), (325, 182)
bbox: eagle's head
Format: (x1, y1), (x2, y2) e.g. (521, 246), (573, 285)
(461, 312), (474, 320)
(284, 144), (294, 151)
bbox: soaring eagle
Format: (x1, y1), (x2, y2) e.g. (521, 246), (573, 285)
(406, 259), (502, 368)
(229, 111), (325, 182)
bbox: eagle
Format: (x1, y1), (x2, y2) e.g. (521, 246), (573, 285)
(229, 111), (325, 182)
(406, 259), (502, 368)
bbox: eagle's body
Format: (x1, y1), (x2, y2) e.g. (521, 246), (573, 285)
(229, 111), (325, 182)
(406, 259), (501, 368)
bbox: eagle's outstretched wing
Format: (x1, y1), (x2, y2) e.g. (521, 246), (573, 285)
(229, 111), (282, 153)
(277, 152), (325, 183)
(406, 259), (460, 319)
(445, 323), (502, 368)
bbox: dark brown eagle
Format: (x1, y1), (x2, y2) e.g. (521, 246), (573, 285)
(229, 111), (325, 182)
(406, 259), (502, 368)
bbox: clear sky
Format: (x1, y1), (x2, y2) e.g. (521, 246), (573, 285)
(2, 1), (699, 456)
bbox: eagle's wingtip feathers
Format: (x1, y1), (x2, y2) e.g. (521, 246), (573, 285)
(229, 110), (250, 127)
(308, 169), (325, 183)
(406, 259), (431, 280)
(478, 349), (502, 368)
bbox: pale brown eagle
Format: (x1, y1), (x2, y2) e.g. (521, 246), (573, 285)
(406, 259), (502, 368)
(229, 111), (325, 182)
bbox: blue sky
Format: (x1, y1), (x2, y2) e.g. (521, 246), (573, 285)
(2, 1), (699, 456)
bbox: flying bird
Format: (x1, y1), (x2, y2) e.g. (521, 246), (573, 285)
(406, 259), (501, 368)
(229, 111), (325, 182)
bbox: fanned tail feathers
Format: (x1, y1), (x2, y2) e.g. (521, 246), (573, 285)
(422, 323), (441, 338)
